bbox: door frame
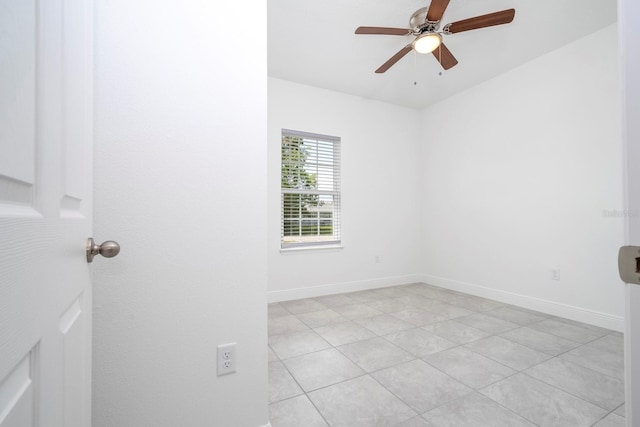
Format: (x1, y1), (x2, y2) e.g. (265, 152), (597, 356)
(619, 0), (640, 424)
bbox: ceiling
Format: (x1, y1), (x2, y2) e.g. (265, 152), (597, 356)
(268, 0), (617, 109)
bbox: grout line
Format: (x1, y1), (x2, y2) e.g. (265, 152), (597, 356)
(366, 370), (423, 418)
(473, 381), (541, 426)
(519, 368), (622, 414)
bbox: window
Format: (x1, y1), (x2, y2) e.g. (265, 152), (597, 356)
(281, 129), (341, 249)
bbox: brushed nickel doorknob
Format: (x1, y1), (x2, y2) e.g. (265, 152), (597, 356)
(86, 238), (120, 263)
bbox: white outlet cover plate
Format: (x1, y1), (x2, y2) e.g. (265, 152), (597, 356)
(217, 343), (237, 376)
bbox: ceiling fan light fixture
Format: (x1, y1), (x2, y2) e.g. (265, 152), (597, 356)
(413, 33), (442, 54)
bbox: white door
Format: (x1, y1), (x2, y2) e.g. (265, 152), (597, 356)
(0, 0), (94, 426)
(620, 0), (640, 424)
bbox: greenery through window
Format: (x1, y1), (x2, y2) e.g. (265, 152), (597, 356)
(281, 130), (341, 248)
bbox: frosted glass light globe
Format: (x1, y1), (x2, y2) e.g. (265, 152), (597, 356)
(413, 33), (442, 54)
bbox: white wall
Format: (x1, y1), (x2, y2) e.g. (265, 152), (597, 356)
(418, 25), (625, 329)
(268, 78), (423, 301)
(92, 1), (268, 426)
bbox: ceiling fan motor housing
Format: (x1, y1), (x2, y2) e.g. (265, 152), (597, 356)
(410, 7), (440, 34)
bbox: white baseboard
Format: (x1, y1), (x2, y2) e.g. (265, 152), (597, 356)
(268, 274), (423, 303)
(420, 274), (624, 332)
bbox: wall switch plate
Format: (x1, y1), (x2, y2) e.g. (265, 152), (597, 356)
(217, 343), (236, 376)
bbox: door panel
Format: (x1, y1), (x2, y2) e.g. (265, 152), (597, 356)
(60, 297), (87, 427)
(0, 0), (36, 212)
(0, 0), (93, 425)
(61, 0), (90, 218)
(0, 352), (36, 427)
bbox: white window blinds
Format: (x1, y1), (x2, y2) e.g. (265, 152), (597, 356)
(281, 129), (341, 248)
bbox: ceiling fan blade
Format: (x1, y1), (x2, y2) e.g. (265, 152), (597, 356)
(432, 43), (458, 70)
(426, 0), (452, 22)
(375, 45), (413, 73)
(355, 26), (411, 36)
(445, 9), (515, 34)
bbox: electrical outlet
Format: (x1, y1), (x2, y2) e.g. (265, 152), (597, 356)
(217, 343), (236, 376)
(551, 269), (561, 281)
(374, 255), (380, 264)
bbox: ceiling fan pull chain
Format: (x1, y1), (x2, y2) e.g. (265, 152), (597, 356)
(413, 50), (418, 85)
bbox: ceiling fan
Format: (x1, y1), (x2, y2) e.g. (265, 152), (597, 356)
(355, 0), (515, 73)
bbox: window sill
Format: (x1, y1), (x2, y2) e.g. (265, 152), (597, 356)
(280, 244), (344, 254)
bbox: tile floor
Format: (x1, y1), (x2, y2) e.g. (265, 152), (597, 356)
(268, 283), (625, 427)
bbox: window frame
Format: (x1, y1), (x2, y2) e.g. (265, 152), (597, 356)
(280, 129), (341, 250)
